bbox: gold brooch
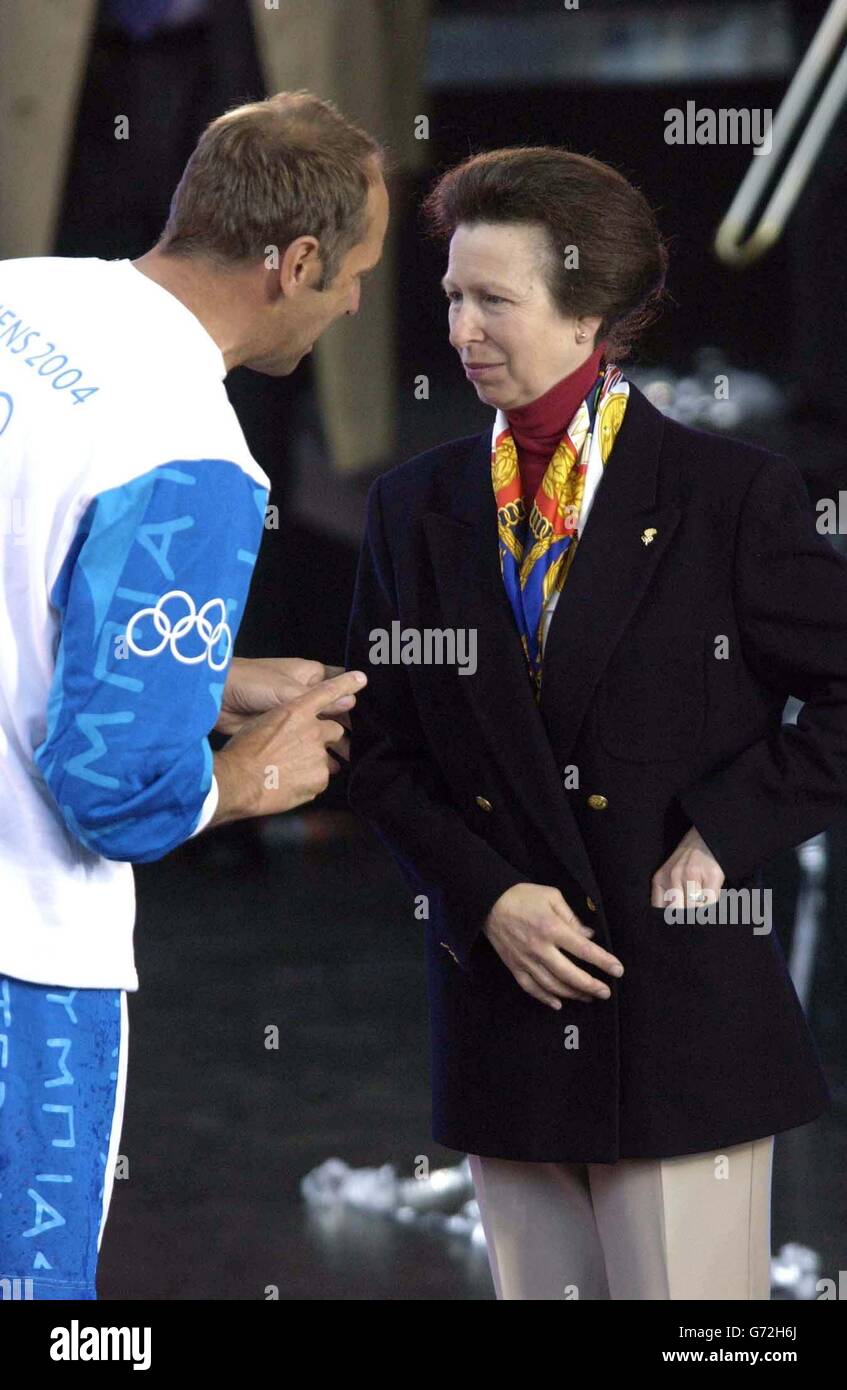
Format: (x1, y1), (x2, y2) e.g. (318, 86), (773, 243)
(641, 527), (657, 545)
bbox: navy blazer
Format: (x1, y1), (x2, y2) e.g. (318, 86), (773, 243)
(345, 382), (841, 1162)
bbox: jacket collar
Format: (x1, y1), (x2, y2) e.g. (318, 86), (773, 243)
(421, 382), (680, 891)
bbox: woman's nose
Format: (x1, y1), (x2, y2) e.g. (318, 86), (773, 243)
(449, 305), (483, 349)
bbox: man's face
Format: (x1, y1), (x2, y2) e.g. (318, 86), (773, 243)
(246, 171), (389, 376)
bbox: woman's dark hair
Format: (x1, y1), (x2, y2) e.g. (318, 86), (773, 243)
(421, 146), (668, 360)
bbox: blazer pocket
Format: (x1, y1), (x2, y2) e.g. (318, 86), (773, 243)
(596, 626), (707, 762)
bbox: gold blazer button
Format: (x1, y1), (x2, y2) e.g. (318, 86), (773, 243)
(475, 796), (493, 812)
(586, 896), (598, 912)
(587, 794), (608, 810)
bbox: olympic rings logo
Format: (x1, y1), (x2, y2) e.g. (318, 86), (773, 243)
(125, 589), (232, 671)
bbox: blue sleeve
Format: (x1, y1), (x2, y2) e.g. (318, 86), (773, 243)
(34, 458), (268, 862)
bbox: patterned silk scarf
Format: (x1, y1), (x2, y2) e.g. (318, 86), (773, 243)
(491, 362), (629, 698)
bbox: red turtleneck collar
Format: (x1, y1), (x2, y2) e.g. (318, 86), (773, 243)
(507, 345), (605, 501)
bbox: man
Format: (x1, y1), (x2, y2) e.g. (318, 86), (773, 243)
(0, 90), (388, 1299)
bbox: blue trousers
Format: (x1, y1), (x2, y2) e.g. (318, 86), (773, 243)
(0, 975), (128, 1300)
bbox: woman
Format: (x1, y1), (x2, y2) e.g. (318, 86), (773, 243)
(345, 147), (844, 1300)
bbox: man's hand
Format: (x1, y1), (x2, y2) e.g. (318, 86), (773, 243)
(482, 883), (624, 1011)
(209, 669), (367, 828)
(651, 825), (725, 909)
(216, 657), (349, 738)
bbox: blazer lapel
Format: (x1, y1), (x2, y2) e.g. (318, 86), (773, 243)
(421, 383), (679, 895)
(423, 432), (600, 893)
(538, 384), (681, 762)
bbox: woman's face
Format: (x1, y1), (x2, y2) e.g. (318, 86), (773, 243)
(442, 221), (601, 412)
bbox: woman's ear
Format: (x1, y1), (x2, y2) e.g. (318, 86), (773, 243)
(575, 314), (603, 345)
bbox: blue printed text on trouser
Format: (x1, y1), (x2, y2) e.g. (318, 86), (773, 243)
(0, 976), (121, 1300)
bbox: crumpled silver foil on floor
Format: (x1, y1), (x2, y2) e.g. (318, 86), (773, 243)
(301, 1156), (486, 1246)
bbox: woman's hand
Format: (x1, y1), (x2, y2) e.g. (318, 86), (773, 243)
(482, 883), (624, 1010)
(651, 826), (725, 909)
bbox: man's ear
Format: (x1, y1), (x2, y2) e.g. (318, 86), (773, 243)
(278, 235), (323, 295)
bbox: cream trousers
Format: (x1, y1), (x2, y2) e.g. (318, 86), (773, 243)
(469, 1135), (774, 1300)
